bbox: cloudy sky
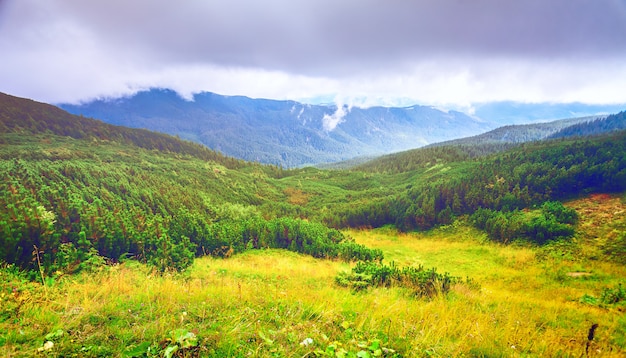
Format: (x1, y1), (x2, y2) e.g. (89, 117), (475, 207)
(1, 0), (626, 109)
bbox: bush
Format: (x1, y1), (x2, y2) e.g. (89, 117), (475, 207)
(337, 240), (384, 262)
(470, 201), (577, 245)
(336, 261), (461, 298)
(541, 201), (578, 225)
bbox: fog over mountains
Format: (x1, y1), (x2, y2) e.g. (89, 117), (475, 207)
(60, 89), (493, 167)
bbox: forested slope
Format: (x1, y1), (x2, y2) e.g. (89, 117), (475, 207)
(0, 92), (252, 169)
(2, 92), (625, 276)
(328, 132), (626, 231)
(0, 93), (378, 275)
(549, 110), (626, 139)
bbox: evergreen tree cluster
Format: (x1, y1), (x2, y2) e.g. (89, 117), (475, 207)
(471, 201), (578, 244)
(0, 155), (379, 274)
(328, 131), (626, 234)
(549, 111), (626, 139)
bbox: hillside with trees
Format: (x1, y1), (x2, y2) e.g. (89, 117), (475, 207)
(1, 93), (626, 356)
(549, 110), (626, 139)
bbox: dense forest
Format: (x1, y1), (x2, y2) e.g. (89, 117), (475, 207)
(1, 92), (625, 275)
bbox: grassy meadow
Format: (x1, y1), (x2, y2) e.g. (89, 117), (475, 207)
(1, 196), (625, 357)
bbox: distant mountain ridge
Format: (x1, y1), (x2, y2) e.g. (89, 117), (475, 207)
(59, 89), (493, 167)
(548, 111), (626, 139)
(427, 115), (604, 148)
(472, 101), (625, 125)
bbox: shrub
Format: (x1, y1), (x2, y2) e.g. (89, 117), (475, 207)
(541, 201), (578, 225)
(336, 261), (462, 298)
(470, 201), (577, 245)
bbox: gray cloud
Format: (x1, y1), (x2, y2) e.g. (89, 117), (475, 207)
(1, 0), (625, 105)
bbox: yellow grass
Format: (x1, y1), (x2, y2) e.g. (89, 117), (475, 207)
(1, 217), (625, 356)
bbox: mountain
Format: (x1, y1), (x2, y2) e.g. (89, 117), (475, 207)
(3, 89), (626, 269)
(548, 111), (626, 139)
(58, 89), (493, 167)
(320, 115), (607, 171)
(3, 91), (626, 357)
(472, 101), (625, 125)
(426, 115), (604, 148)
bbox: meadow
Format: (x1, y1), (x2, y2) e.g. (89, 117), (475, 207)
(2, 196), (624, 357)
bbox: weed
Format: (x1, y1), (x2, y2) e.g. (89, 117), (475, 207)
(579, 283), (626, 308)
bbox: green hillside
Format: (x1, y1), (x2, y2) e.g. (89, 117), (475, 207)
(2, 92), (626, 273)
(1, 93), (625, 356)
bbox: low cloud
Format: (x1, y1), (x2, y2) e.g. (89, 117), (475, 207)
(322, 99), (350, 131)
(1, 0), (625, 107)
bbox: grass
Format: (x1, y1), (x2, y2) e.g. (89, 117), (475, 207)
(1, 198), (626, 357)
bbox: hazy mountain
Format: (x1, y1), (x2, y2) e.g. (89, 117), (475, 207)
(548, 111), (626, 139)
(472, 101), (625, 125)
(427, 115), (604, 148)
(334, 113), (626, 172)
(58, 89), (493, 167)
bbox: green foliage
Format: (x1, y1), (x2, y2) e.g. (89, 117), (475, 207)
(540, 200), (578, 225)
(470, 202), (577, 244)
(315, 339), (400, 358)
(580, 284), (626, 308)
(198, 217), (382, 262)
(336, 261), (461, 298)
(337, 240), (384, 263)
(600, 284), (626, 305)
(337, 131), (626, 232)
(549, 110), (626, 139)
(2, 89), (625, 275)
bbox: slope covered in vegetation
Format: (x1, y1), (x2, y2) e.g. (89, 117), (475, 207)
(2, 92), (626, 275)
(1, 93), (626, 356)
(2, 200), (625, 356)
(0, 93), (380, 276)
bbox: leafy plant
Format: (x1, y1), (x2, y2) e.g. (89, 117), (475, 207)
(579, 283), (625, 307)
(315, 339), (399, 358)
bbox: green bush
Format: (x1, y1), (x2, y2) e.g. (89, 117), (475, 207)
(470, 201), (577, 245)
(336, 261), (461, 298)
(541, 201), (578, 225)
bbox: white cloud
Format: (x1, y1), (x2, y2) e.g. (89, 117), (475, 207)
(1, 0), (625, 108)
(321, 96), (352, 131)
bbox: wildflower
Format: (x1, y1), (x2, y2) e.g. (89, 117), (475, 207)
(300, 338), (314, 347)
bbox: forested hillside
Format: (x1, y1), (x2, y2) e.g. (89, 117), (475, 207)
(0, 92), (248, 169)
(2, 92), (626, 276)
(549, 110), (626, 139)
(0, 93), (379, 275)
(333, 132), (626, 231)
(429, 115), (599, 147)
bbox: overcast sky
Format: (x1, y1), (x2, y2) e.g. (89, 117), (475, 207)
(1, 0), (626, 109)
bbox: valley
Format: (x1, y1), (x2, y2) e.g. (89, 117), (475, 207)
(1, 92), (625, 357)
(4, 1), (626, 357)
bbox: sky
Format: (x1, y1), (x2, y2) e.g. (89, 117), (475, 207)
(1, 0), (626, 111)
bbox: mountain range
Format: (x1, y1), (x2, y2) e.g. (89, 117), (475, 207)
(59, 89), (493, 167)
